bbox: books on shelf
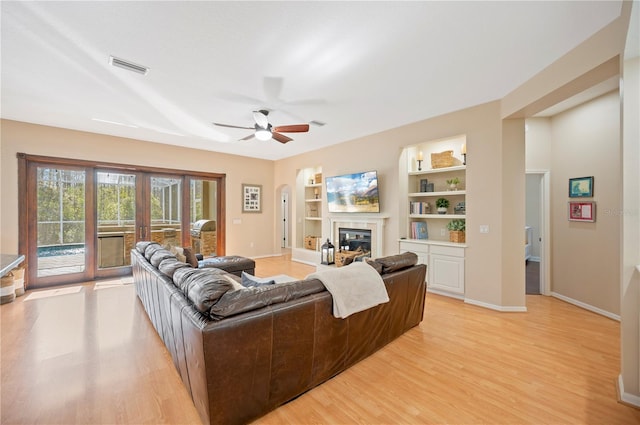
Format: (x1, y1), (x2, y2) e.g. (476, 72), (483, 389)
(410, 201), (431, 215)
(411, 222), (428, 240)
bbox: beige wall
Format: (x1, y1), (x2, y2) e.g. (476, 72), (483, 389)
(551, 91), (621, 315)
(525, 118), (552, 171)
(526, 93), (622, 315)
(275, 101), (528, 310)
(0, 120), (276, 258)
(621, 55), (640, 404)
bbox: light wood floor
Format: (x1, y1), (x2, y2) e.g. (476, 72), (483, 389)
(1, 253), (639, 424)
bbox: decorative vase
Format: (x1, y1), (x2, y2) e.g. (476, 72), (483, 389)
(449, 183), (458, 191)
(437, 207), (447, 214)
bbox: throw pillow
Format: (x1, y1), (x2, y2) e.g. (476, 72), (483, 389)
(222, 274), (246, 291)
(183, 247), (199, 268)
(241, 271), (276, 288)
(168, 245), (187, 263)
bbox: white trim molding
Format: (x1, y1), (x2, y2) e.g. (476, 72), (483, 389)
(550, 292), (620, 321)
(427, 287), (464, 300)
(464, 297), (527, 312)
(617, 375), (640, 408)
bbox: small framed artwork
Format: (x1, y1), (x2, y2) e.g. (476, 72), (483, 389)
(568, 201), (596, 222)
(569, 176), (594, 198)
(242, 184), (262, 213)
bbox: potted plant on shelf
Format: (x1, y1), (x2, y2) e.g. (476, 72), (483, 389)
(447, 219), (466, 243)
(436, 198), (449, 214)
(446, 177), (460, 190)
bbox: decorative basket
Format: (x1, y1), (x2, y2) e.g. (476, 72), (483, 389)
(449, 231), (466, 243)
(304, 236), (320, 250)
(431, 150), (454, 169)
(335, 247), (365, 267)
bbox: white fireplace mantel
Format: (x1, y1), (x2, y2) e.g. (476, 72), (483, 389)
(328, 214), (389, 257)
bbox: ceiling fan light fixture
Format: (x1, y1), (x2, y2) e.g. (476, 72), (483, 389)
(255, 128), (272, 141)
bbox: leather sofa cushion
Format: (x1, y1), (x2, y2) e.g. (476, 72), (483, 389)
(136, 241), (155, 254)
(371, 252), (418, 274)
(210, 279), (325, 319)
(150, 249), (175, 267)
(173, 267), (235, 314)
(365, 258), (383, 274)
(144, 242), (164, 260)
(158, 257), (191, 278)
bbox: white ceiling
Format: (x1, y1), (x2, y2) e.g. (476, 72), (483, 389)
(1, 1), (626, 161)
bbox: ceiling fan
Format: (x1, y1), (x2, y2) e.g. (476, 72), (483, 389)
(213, 110), (309, 144)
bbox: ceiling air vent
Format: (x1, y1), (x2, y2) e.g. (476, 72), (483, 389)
(309, 120), (326, 127)
(109, 55), (149, 75)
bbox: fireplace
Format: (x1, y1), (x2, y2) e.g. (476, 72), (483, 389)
(329, 215), (388, 258)
(339, 228), (372, 257)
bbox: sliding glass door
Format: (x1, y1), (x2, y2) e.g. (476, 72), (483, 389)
(35, 166), (88, 280)
(19, 154), (226, 289)
(96, 171), (137, 271)
(148, 176), (182, 246)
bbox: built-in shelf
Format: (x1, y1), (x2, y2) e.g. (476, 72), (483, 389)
(305, 183), (323, 188)
(409, 165), (466, 176)
(409, 214), (466, 219)
(305, 217), (322, 221)
(399, 238), (467, 248)
(305, 198), (322, 202)
(409, 190), (465, 197)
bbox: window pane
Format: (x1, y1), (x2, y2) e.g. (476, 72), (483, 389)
(36, 167), (86, 277)
(96, 172), (137, 268)
(190, 179), (217, 257)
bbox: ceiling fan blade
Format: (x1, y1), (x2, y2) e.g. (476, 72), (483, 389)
(213, 122), (254, 130)
(253, 110), (270, 129)
(239, 133), (255, 141)
(273, 124), (309, 133)
(272, 132), (293, 144)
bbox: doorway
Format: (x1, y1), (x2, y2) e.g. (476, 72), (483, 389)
(525, 170), (550, 295)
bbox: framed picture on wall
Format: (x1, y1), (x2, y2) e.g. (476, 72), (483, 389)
(568, 201), (596, 222)
(242, 184), (262, 213)
(569, 176), (594, 198)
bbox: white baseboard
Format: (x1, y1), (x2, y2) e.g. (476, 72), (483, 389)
(427, 287), (464, 300)
(464, 297), (527, 312)
(617, 375), (640, 408)
(291, 258), (318, 267)
(550, 292), (620, 321)
(250, 253), (282, 259)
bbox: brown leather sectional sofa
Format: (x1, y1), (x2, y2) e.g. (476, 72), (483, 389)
(131, 242), (427, 425)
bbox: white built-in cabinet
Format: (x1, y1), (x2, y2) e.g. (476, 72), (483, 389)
(399, 240), (465, 298)
(399, 135), (467, 298)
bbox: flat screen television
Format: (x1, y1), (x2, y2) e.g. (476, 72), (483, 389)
(325, 170), (380, 213)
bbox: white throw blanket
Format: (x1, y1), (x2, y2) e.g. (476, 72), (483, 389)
(306, 261), (389, 319)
